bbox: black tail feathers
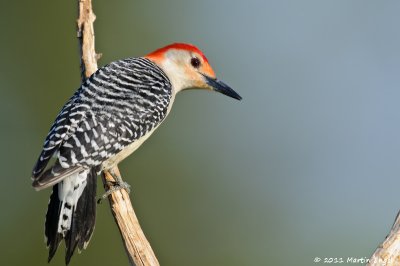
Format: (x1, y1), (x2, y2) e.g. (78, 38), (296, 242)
(45, 168), (97, 264)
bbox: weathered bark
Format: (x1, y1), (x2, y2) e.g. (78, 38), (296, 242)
(102, 167), (160, 266)
(368, 211), (400, 266)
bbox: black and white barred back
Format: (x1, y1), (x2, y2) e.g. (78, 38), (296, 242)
(32, 58), (172, 264)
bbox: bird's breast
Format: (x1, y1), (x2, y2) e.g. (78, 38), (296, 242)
(101, 126), (157, 170)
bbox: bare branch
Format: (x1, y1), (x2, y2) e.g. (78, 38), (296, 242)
(77, 1), (159, 265)
(102, 167), (160, 266)
(368, 211), (400, 265)
(77, 0), (99, 80)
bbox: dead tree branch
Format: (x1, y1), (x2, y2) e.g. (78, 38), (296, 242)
(76, 1), (159, 265)
(102, 167), (160, 266)
(368, 211), (400, 266)
(77, 0), (99, 80)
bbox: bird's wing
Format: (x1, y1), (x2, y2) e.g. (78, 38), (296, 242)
(32, 58), (172, 189)
(32, 91), (81, 179)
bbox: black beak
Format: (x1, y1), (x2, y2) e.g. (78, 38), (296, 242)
(203, 74), (242, 100)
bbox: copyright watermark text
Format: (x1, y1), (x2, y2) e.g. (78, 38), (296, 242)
(313, 257), (393, 265)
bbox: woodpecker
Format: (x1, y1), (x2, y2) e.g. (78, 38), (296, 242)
(32, 43), (241, 264)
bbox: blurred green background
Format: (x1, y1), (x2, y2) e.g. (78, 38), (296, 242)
(1, 0), (400, 265)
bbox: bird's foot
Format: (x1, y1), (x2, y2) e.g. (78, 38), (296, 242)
(97, 169), (131, 204)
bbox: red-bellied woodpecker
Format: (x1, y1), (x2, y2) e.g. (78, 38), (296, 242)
(31, 43), (241, 264)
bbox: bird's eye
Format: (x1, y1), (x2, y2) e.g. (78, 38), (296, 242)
(190, 57), (201, 69)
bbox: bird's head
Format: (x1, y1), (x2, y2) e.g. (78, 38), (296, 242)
(145, 43), (241, 100)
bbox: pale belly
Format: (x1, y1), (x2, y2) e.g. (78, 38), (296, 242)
(101, 127), (158, 170)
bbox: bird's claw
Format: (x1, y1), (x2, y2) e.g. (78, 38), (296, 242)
(97, 171), (131, 204)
